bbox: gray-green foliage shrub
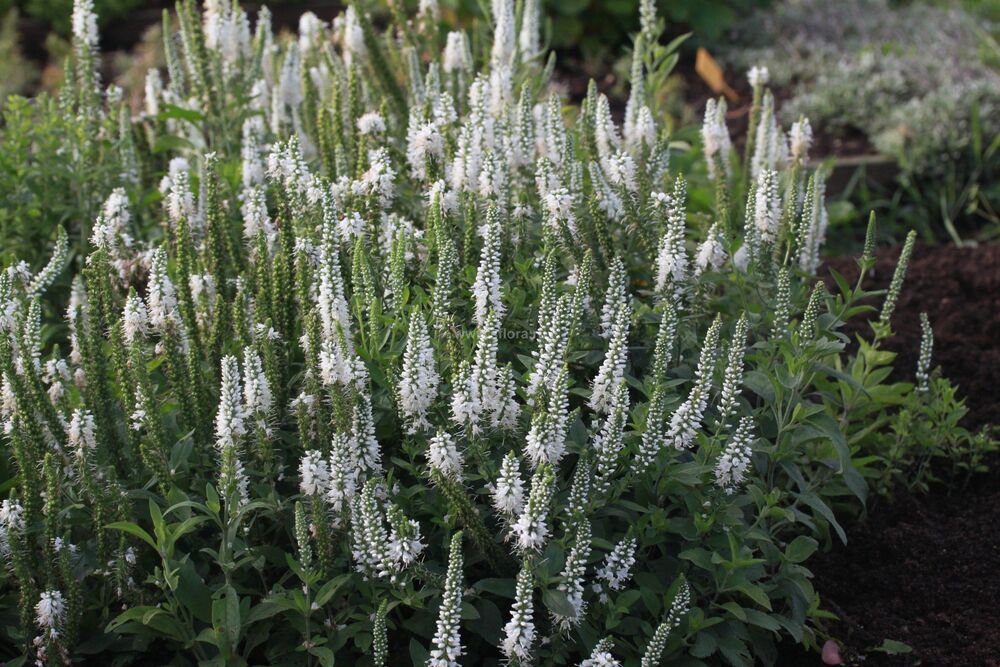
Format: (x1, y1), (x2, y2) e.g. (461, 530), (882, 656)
(722, 0), (1000, 176)
(0, 1), (986, 666)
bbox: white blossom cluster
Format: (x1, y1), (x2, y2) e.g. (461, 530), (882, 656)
(399, 312), (440, 433)
(582, 638), (622, 667)
(641, 582), (692, 667)
(0, 0), (861, 664)
(916, 312), (934, 393)
(654, 180), (690, 296)
(428, 533), (465, 667)
(553, 519), (592, 631)
(0, 498), (24, 557)
(501, 564), (536, 662)
(701, 98), (732, 181)
(716, 417), (755, 494)
(666, 318), (723, 450)
(215, 355), (249, 508)
(593, 536), (638, 602)
(428, 431), (463, 481)
(512, 464), (555, 552)
(492, 450), (526, 519)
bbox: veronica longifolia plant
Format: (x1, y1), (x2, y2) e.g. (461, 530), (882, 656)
(0, 1), (972, 665)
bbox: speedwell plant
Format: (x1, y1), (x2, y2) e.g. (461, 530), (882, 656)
(0, 0), (961, 665)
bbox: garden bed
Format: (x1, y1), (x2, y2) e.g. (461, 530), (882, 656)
(783, 242), (1000, 666)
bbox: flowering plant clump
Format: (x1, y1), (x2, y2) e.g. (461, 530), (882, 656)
(0, 0), (971, 665)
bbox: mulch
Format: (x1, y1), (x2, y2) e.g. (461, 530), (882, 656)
(780, 241), (1000, 666)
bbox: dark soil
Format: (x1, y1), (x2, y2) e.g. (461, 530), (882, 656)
(781, 242), (1000, 666)
(805, 481), (1000, 667)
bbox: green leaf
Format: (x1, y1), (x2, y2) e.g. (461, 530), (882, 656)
(985, 128), (1000, 160)
(733, 583), (772, 611)
(615, 589), (642, 610)
(784, 536), (818, 564)
(972, 102), (983, 164)
(106, 606), (165, 632)
(842, 464), (869, 506)
(661, 32), (692, 55)
(806, 412), (846, 449)
(244, 600), (283, 625)
(225, 585), (241, 648)
(253, 594), (301, 616)
(176, 559), (214, 623)
(542, 588), (578, 618)
(170, 435), (194, 471)
(802, 413), (868, 505)
(107, 606), (187, 642)
(206, 484), (221, 514)
(285, 553), (309, 583)
(743, 609), (781, 632)
(105, 521), (157, 551)
(691, 629), (717, 658)
(743, 370), (775, 403)
(718, 634), (753, 667)
(827, 268), (851, 298)
(473, 577), (516, 599)
(315, 574), (352, 607)
(151, 134), (196, 154)
(800, 492), (847, 544)
(309, 646), (336, 666)
(409, 637), (430, 665)
(158, 103), (205, 123)
(168, 516), (210, 549)
(872, 639), (913, 655)
(815, 364), (868, 398)
(678, 548), (715, 571)
(460, 601), (480, 620)
(471, 598), (504, 644)
(719, 602), (746, 621)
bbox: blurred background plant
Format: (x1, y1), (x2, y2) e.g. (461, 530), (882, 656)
(0, 0), (771, 52)
(440, 0), (771, 57)
(721, 0), (1000, 244)
(0, 0), (142, 35)
(0, 9), (38, 98)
